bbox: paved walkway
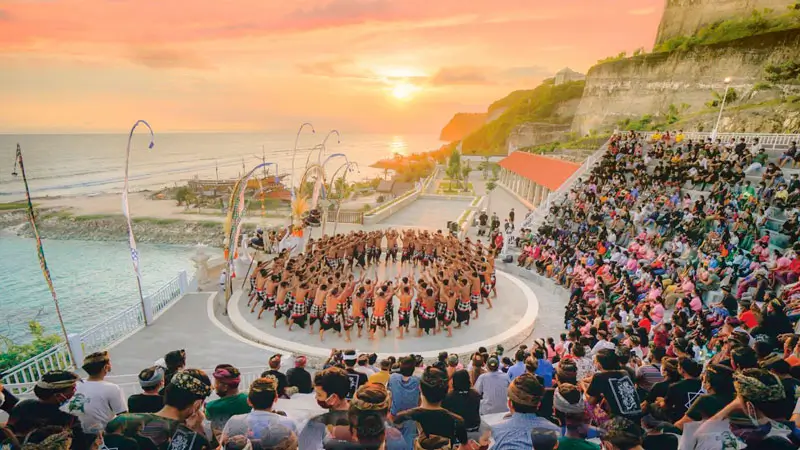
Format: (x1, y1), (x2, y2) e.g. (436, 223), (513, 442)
(380, 197), (471, 229)
(108, 292), (274, 377)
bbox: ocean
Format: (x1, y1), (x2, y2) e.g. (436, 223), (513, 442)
(0, 132), (441, 345)
(0, 132), (442, 200)
(0, 234), (197, 344)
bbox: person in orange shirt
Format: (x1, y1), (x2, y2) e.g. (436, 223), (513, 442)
(738, 301), (760, 329)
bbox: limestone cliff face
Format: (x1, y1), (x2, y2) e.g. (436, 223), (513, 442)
(572, 29), (800, 135)
(655, 0), (797, 45)
(439, 112), (488, 142)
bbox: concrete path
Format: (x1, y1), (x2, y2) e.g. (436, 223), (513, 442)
(108, 292), (274, 376)
(379, 197), (471, 228)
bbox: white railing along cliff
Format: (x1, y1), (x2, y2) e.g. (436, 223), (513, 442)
(1, 269), (192, 393)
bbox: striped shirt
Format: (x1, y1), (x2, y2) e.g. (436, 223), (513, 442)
(475, 370), (510, 415)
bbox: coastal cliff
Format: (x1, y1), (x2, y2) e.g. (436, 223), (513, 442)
(439, 113), (488, 141)
(572, 28), (800, 135)
(655, 0), (798, 45)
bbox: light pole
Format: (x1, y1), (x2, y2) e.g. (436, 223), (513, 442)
(711, 76), (732, 141)
(290, 123), (315, 197)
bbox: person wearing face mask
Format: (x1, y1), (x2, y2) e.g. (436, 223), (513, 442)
(299, 367), (352, 450)
(6, 370), (91, 450)
(64, 351), (127, 435)
(205, 364), (251, 439)
(685, 369), (794, 450)
(105, 369), (212, 450)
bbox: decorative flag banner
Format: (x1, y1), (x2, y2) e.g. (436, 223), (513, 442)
(122, 120), (155, 323)
(12, 144), (75, 364)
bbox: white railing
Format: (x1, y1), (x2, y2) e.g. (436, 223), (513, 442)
(1, 270), (192, 389)
(79, 304), (146, 356)
(150, 274), (184, 318)
(0, 344), (73, 395)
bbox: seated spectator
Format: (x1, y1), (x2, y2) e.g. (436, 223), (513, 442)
(387, 356), (420, 418)
(675, 364), (735, 429)
(600, 417), (644, 450)
(395, 367), (469, 448)
(286, 355), (313, 394)
(221, 377), (297, 446)
(491, 373), (559, 448)
(585, 349), (642, 421)
(6, 371), (89, 450)
(127, 366), (165, 413)
(325, 383), (405, 450)
(299, 367), (352, 448)
(261, 354), (289, 398)
(475, 357), (510, 415)
(206, 364), (251, 438)
(106, 369), (212, 450)
(554, 383), (601, 448)
(442, 370), (482, 440)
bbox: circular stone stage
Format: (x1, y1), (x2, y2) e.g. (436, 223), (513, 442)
(228, 261), (539, 361)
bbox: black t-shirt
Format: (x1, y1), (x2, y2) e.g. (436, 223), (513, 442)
(127, 394), (164, 414)
(442, 391), (482, 431)
(537, 388), (556, 423)
(395, 407), (468, 446)
(344, 369), (368, 399)
(261, 369), (289, 397)
(685, 393), (733, 421)
(286, 367), (313, 394)
(663, 378), (703, 421)
(7, 399), (90, 450)
(721, 294), (738, 316)
(642, 433), (679, 450)
(586, 370), (642, 417)
(779, 377), (800, 420)
(646, 380), (674, 404)
(103, 434), (140, 450)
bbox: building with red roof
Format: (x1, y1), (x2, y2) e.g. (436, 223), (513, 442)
(497, 152), (580, 208)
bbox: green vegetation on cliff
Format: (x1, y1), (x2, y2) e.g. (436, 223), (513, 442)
(461, 80), (585, 156)
(439, 113), (487, 142)
(654, 7), (800, 53)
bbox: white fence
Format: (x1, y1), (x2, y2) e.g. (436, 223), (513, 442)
(1, 270), (192, 394)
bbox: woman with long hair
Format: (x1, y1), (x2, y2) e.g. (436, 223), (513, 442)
(468, 354), (485, 386)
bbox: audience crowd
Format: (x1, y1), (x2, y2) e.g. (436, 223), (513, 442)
(3, 131), (800, 450)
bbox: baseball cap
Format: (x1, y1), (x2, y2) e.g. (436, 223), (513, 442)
(487, 357), (499, 370)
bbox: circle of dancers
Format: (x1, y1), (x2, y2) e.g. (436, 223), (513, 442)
(246, 229), (499, 342)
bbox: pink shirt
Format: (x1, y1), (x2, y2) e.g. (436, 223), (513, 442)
(651, 303), (665, 323)
(690, 296), (702, 312)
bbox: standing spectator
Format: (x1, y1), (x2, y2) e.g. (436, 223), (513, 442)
(206, 365), (251, 437)
(286, 355), (313, 394)
(106, 369), (212, 450)
(261, 354), (289, 398)
(220, 377), (297, 445)
(475, 357), (510, 415)
(368, 359), (392, 386)
(509, 208), (515, 224)
(491, 373), (559, 448)
(64, 351), (127, 434)
(127, 366), (165, 413)
(7, 371), (90, 450)
(443, 370), (482, 440)
(387, 356), (420, 418)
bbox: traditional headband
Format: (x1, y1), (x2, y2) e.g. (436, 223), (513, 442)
(22, 430), (72, 450)
(734, 371), (785, 402)
(553, 388), (585, 414)
(139, 367), (164, 389)
(343, 353), (357, 361)
(213, 367), (241, 386)
(36, 378), (78, 390)
(171, 371), (211, 397)
(83, 351), (109, 365)
(508, 381), (541, 407)
(351, 387), (392, 411)
(250, 376), (278, 393)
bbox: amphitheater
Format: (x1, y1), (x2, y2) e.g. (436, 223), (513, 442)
(3, 130), (799, 411)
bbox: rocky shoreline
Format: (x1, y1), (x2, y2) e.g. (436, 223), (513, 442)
(0, 209), (261, 246)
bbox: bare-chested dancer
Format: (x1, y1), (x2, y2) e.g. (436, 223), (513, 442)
(385, 229), (400, 263)
(256, 273), (279, 319)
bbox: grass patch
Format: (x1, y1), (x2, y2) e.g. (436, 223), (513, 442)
(0, 202), (29, 211)
(74, 214), (114, 221)
(132, 217), (182, 225)
(198, 221), (222, 229)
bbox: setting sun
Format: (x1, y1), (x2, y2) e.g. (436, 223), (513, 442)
(391, 83), (419, 101)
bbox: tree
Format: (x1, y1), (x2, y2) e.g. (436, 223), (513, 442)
(447, 147), (463, 189)
(485, 180), (497, 214)
(0, 321), (63, 371)
(482, 156), (490, 179)
(175, 186), (192, 206)
(461, 165), (471, 191)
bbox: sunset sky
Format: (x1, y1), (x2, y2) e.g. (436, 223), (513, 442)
(0, 0), (664, 133)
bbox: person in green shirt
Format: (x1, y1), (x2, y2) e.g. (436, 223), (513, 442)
(553, 384), (600, 450)
(205, 364), (251, 440)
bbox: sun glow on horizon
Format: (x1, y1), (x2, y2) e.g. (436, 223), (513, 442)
(391, 82), (419, 101)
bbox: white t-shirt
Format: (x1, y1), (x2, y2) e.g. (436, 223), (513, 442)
(64, 380), (127, 433)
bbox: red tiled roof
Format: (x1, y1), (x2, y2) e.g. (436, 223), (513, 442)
(498, 152), (580, 191)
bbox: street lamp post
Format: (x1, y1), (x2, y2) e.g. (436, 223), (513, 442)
(711, 77), (732, 141)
